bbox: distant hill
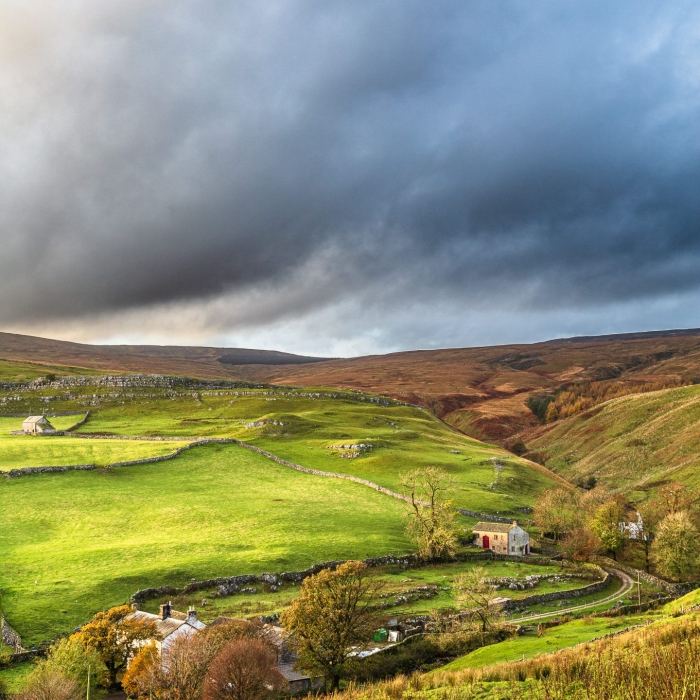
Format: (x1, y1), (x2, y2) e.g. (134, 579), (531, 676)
(523, 384), (700, 501)
(0, 332), (331, 379)
(4, 328), (700, 442)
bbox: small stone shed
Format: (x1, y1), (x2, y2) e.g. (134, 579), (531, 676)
(22, 415), (56, 435)
(473, 520), (530, 555)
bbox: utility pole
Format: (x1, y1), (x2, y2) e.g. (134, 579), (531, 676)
(637, 571), (641, 606)
(86, 665), (90, 700)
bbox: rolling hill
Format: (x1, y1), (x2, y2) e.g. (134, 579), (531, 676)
(523, 384), (700, 501)
(5, 328), (700, 443)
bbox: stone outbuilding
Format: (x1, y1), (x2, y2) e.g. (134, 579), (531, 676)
(473, 521), (530, 555)
(22, 415), (56, 435)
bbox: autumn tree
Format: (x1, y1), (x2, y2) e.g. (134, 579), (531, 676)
(533, 488), (579, 542)
(73, 605), (155, 688)
(651, 511), (700, 580)
(453, 565), (502, 641)
(560, 525), (599, 562)
(123, 619), (274, 699)
(402, 467), (459, 559)
(280, 561), (381, 691)
(120, 642), (160, 698)
(655, 482), (696, 517)
(202, 638), (286, 700)
(590, 497), (627, 560)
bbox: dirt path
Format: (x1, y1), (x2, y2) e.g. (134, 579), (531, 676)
(510, 568), (635, 623)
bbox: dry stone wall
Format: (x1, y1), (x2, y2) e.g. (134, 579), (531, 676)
(131, 551), (561, 605)
(1, 616), (23, 653)
(500, 566), (611, 611)
(594, 556), (699, 595)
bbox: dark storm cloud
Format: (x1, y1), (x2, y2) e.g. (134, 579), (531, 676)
(1, 0), (699, 340)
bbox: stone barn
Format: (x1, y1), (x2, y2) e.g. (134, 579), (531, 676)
(473, 521), (530, 555)
(22, 415), (56, 435)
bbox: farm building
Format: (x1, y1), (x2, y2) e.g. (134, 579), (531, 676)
(473, 520), (530, 555)
(22, 415), (56, 435)
(205, 619), (322, 694)
(126, 602), (206, 655)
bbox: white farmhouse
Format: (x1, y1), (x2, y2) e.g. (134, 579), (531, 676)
(126, 602), (206, 655)
(473, 521), (530, 555)
(22, 415), (56, 435)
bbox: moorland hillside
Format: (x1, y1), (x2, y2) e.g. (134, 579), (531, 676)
(522, 383), (700, 502)
(4, 328), (700, 443)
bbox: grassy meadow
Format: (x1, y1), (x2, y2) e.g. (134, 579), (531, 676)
(440, 613), (653, 670)
(0, 358), (101, 382)
(71, 388), (562, 515)
(526, 384), (700, 499)
(0, 378), (566, 645)
(0, 418), (190, 469)
(0, 443), (410, 645)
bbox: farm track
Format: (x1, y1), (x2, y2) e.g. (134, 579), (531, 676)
(510, 568), (635, 623)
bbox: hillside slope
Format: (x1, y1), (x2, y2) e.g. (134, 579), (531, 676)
(524, 384), (700, 500)
(0, 332), (329, 379)
(5, 328), (700, 442)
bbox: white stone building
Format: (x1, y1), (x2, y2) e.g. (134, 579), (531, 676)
(126, 602), (206, 655)
(473, 521), (530, 555)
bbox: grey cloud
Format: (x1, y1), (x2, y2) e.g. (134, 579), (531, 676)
(1, 0), (699, 348)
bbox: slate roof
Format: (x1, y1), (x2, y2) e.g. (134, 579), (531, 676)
(23, 416), (50, 424)
(473, 521), (519, 533)
(126, 610), (205, 639)
(278, 663), (311, 683)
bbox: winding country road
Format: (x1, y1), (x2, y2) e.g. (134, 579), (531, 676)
(510, 568), (636, 623)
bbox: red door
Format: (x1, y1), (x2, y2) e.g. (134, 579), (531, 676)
(482, 535), (490, 550)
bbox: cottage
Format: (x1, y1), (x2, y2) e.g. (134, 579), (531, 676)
(22, 415), (56, 435)
(126, 602), (206, 655)
(266, 625), (325, 695)
(473, 521), (530, 555)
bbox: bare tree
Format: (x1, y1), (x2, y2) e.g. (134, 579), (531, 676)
(20, 666), (82, 700)
(453, 566), (503, 641)
(402, 467), (458, 560)
(532, 488), (579, 542)
(202, 638), (286, 700)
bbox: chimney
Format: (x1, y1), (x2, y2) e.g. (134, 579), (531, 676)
(187, 606), (198, 624)
(512, 520), (518, 526)
(159, 602), (172, 620)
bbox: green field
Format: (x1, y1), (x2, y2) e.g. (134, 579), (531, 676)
(526, 384), (700, 499)
(0, 443), (411, 645)
(0, 380), (564, 646)
(438, 613), (654, 670)
(0, 359), (100, 382)
(71, 388), (560, 515)
(0, 425), (190, 471)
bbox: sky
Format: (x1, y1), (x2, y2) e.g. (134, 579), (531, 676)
(1, 0), (699, 357)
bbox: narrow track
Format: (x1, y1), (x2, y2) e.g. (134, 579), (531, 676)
(510, 568), (635, 623)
